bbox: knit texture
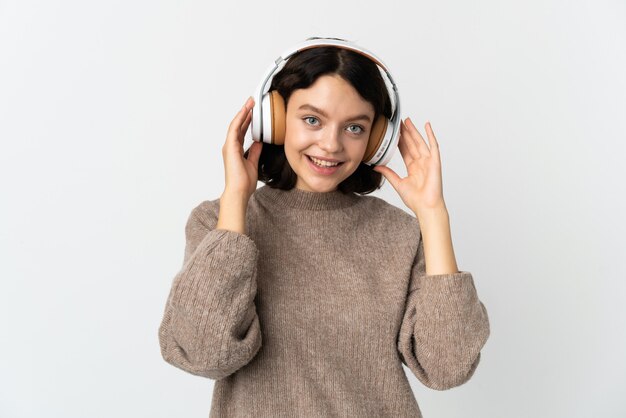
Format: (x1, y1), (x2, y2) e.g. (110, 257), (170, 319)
(158, 184), (490, 417)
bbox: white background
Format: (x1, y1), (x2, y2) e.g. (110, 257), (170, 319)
(1, 0), (625, 417)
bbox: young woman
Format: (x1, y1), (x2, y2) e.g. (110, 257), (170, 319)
(158, 39), (490, 417)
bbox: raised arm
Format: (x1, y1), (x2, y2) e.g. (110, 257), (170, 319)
(397, 233), (490, 390)
(157, 197), (262, 380)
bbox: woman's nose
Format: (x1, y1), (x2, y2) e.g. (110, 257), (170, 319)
(318, 128), (343, 153)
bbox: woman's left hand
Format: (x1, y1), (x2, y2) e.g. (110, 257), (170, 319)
(372, 118), (446, 215)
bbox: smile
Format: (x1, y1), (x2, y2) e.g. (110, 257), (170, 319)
(306, 155), (344, 174)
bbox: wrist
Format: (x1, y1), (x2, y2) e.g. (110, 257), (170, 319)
(221, 189), (250, 206)
(412, 202), (448, 220)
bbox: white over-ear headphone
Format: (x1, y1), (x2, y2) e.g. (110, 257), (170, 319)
(250, 37), (401, 167)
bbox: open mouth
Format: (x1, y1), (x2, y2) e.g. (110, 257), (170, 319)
(306, 155), (345, 167)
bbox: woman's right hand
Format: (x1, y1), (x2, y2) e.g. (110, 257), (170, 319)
(221, 96), (263, 201)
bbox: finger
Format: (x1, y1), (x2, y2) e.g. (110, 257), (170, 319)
(401, 120), (421, 159)
(227, 109), (248, 142)
(397, 129), (414, 166)
(424, 121), (439, 151)
(240, 107), (253, 138)
(373, 164), (401, 191)
(228, 98), (254, 137)
(247, 140), (263, 167)
(406, 118), (432, 156)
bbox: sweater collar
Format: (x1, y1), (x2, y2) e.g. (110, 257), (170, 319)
(255, 184), (360, 211)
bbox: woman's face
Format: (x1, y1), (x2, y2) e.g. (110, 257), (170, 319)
(283, 74), (375, 193)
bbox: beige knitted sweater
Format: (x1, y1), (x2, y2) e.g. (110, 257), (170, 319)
(158, 184), (490, 417)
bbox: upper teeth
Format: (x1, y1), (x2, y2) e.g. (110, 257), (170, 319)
(310, 156), (340, 167)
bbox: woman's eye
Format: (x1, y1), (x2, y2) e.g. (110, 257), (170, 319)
(302, 117), (364, 135)
(303, 116), (319, 126)
(348, 125), (364, 134)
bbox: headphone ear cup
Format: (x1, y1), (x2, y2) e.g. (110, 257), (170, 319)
(363, 114), (389, 164)
(261, 90), (287, 145)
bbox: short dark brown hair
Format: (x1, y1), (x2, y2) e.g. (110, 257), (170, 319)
(243, 43), (394, 195)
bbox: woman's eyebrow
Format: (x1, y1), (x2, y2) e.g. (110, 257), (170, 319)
(297, 104), (372, 123)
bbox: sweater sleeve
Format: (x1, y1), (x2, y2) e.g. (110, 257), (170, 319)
(158, 200), (262, 380)
(397, 234), (490, 390)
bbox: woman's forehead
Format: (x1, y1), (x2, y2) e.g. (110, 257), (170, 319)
(288, 76), (375, 118)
